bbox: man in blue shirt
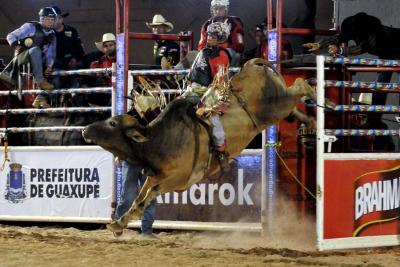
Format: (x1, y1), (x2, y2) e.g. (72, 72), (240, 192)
(114, 160), (156, 239)
(4, 7), (57, 96)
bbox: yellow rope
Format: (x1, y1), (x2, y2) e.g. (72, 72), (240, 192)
(1, 137), (10, 171)
(274, 147), (317, 199)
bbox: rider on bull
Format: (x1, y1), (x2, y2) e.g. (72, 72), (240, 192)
(187, 21), (231, 172)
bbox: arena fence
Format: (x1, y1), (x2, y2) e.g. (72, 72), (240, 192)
(316, 55), (400, 250)
(0, 66), (116, 222)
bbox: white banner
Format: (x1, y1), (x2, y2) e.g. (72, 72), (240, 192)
(0, 146), (113, 221)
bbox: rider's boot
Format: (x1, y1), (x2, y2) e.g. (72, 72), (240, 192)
(215, 141), (230, 172)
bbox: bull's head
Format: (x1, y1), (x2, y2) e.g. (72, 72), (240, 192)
(82, 115), (149, 161)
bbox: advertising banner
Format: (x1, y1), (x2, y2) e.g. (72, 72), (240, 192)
(0, 147), (113, 220)
(154, 152), (262, 222)
(324, 159), (400, 239)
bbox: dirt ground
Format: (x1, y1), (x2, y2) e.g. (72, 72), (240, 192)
(0, 222), (400, 267)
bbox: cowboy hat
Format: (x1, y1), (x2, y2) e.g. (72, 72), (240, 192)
(146, 14), (174, 32)
(95, 33), (116, 51)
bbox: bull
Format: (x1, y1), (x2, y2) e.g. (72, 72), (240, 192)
(82, 58), (315, 233)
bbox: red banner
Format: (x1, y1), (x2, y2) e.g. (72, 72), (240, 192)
(324, 159), (400, 239)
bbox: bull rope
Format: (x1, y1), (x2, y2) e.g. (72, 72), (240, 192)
(0, 77), (13, 170)
(232, 91), (262, 132)
(262, 140), (317, 199)
(274, 145), (317, 199)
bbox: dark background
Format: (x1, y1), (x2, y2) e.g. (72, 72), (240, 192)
(0, 0), (333, 63)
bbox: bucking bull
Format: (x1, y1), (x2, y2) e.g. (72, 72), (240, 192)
(82, 58), (316, 233)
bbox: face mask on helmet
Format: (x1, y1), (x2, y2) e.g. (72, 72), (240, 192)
(210, 0), (229, 18)
(38, 7), (57, 29)
(207, 22), (230, 43)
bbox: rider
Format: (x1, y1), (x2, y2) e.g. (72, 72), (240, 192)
(187, 21), (231, 172)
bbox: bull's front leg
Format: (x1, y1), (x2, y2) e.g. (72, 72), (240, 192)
(107, 177), (158, 233)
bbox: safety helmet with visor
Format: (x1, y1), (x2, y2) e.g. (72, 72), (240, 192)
(38, 7), (57, 29)
(206, 22), (230, 43)
(210, 0), (229, 19)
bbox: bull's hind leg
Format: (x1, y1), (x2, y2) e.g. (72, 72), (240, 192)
(290, 77), (335, 107)
(289, 78), (316, 100)
(291, 107), (315, 128)
(107, 177), (159, 233)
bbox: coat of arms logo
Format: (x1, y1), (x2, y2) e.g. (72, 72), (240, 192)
(4, 163), (27, 203)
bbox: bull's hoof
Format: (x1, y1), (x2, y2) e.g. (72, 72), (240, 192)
(107, 220), (124, 233)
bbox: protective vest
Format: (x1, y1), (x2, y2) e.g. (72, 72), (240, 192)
(22, 22), (54, 50)
(188, 46), (230, 87)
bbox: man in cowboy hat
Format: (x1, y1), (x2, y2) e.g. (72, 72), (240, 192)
(89, 33), (116, 87)
(85, 33), (117, 107)
(146, 14), (180, 66)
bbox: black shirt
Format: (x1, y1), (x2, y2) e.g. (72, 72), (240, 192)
(153, 40), (180, 66)
(54, 24), (84, 69)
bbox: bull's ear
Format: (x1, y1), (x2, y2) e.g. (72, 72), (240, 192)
(125, 128), (149, 143)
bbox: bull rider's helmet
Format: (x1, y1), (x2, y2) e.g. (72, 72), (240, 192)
(38, 7), (57, 19)
(38, 7), (57, 29)
(206, 21), (230, 43)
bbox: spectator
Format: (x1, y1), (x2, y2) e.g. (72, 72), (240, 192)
(198, 0), (244, 56)
(187, 22), (232, 171)
(51, 5), (84, 92)
(146, 14), (180, 66)
(243, 22), (293, 63)
(2, 7), (57, 108)
(87, 33), (116, 106)
(303, 12), (398, 149)
(113, 159), (156, 239)
(90, 33), (116, 86)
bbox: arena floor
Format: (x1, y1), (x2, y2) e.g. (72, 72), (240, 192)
(1, 223), (399, 267)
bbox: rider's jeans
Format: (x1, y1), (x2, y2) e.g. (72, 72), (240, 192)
(209, 115), (225, 147)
